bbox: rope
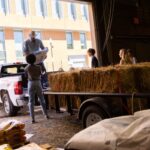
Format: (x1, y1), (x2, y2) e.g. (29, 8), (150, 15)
(131, 92), (136, 115)
(138, 99), (142, 111)
(103, 0), (116, 51)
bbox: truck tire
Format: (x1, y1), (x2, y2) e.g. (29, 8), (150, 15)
(82, 105), (107, 128)
(3, 93), (18, 116)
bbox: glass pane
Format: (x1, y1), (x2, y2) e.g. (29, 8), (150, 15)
(0, 31), (5, 51)
(16, 0), (25, 15)
(43, 0), (47, 16)
(80, 33), (87, 49)
(14, 31), (23, 43)
(7, 67), (17, 74)
(35, 31), (41, 39)
(0, 51), (5, 60)
(81, 4), (88, 20)
(66, 32), (73, 49)
(14, 31), (24, 59)
(52, 0), (62, 18)
(0, 0), (5, 13)
(16, 50), (23, 57)
(68, 3), (76, 20)
(36, 0), (43, 16)
(68, 55), (86, 68)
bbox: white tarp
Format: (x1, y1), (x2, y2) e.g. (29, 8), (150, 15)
(65, 110), (150, 150)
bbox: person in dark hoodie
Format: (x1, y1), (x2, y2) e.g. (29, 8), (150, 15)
(87, 48), (99, 68)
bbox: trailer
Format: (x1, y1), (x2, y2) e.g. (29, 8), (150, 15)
(44, 90), (150, 128)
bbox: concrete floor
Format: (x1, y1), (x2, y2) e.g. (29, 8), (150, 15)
(0, 104), (82, 148)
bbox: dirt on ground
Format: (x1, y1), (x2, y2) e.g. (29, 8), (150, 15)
(0, 104), (82, 148)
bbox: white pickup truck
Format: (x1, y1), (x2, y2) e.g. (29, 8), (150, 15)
(0, 63), (28, 116)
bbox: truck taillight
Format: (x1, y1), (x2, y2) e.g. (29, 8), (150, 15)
(14, 81), (23, 95)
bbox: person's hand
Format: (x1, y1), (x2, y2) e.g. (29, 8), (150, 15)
(44, 55), (47, 59)
(23, 51), (30, 56)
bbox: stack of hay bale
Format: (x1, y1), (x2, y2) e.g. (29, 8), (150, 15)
(48, 71), (80, 108)
(48, 62), (150, 93)
(0, 120), (26, 148)
(48, 62), (150, 111)
(49, 71), (80, 92)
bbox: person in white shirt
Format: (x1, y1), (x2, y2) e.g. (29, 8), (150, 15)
(127, 49), (137, 64)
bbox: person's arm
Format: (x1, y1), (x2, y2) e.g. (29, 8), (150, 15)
(23, 41), (30, 56)
(39, 40), (45, 50)
(92, 57), (99, 68)
(24, 66), (28, 78)
(132, 57), (137, 64)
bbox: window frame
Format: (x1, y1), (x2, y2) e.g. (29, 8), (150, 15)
(0, 0), (9, 14)
(68, 2), (76, 20)
(66, 32), (74, 49)
(35, 31), (42, 39)
(0, 30), (6, 62)
(51, 0), (63, 19)
(80, 32), (87, 49)
(15, 0), (28, 16)
(14, 30), (24, 60)
(35, 0), (47, 17)
(80, 4), (88, 21)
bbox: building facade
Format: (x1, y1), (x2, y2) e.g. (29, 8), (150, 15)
(0, 0), (92, 71)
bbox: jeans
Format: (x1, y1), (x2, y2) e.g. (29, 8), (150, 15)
(37, 63), (49, 88)
(28, 80), (47, 121)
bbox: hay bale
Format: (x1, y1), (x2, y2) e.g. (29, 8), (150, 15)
(116, 66), (138, 93)
(134, 64), (150, 92)
(93, 67), (119, 93)
(80, 69), (94, 92)
(48, 63), (150, 93)
(48, 71), (80, 92)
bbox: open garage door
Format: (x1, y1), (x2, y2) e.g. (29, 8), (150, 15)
(0, 0), (98, 72)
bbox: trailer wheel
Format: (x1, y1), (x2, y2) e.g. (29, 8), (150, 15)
(3, 93), (18, 116)
(82, 105), (107, 128)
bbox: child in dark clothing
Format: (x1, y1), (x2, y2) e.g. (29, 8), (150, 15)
(87, 48), (99, 68)
(25, 54), (49, 123)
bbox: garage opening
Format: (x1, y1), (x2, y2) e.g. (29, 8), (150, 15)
(0, 0), (95, 72)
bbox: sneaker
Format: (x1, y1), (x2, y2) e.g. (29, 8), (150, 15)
(45, 115), (49, 120)
(32, 120), (36, 124)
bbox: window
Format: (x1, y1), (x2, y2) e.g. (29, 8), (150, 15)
(36, 0), (47, 17)
(81, 4), (88, 21)
(14, 31), (24, 61)
(80, 33), (87, 49)
(35, 31), (41, 39)
(1, 65), (26, 76)
(51, 0), (62, 18)
(68, 3), (76, 20)
(66, 32), (73, 49)
(0, 31), (6, 63)
(68, 55), (87, 68)
(15, 0), (28, 15)
(0, 0), (9, 14)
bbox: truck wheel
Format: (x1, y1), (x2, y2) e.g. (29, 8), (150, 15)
(82, 105), (107, 128)
(3, 93), (18, 116)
